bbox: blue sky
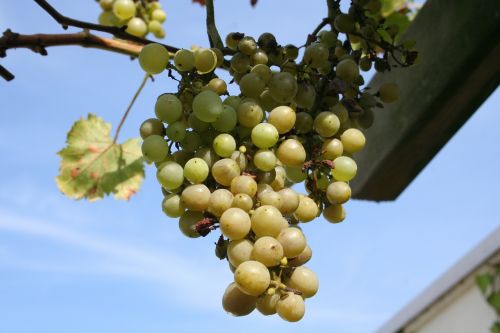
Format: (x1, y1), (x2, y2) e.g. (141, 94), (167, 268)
(0, 1), (498, 332)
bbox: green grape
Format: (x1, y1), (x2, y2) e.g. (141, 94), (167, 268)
(295, 112), (313, 134)
(126, 17), (147, 37)
(379, 82), (400, 103)
(157, 161), (184, 190)
(234, 260), (271, 296)
(230, 175), (257, 197)
(341, 128), (366, 153)
(183, 158), (209, 184)
(227, 239), (253, 267)
(194, 48), (217, 74)
(303, 43), (329, 68)
(285, 266), (319, 298)
(256, 292), (280, 316)
(232, 193), (253, 212)
(252, 236), (284, 267)
(251, 49), (268, 65)
(250, 64), (272, 83)
(213, 133), (236, 158)
(258, 90), (279, 112)
(212, 158), (241, 186)
(139, 118), (164, 139)
(174, 49), (195, 72)
(260, 191), (282, 210)
(278, 188), (300, 215)
(294, 196), (319, 222)
(139, 43), (169, 74)
(222, 282), (257, 317)
(318, 30), (338, 48)
(332, 156), (357, 181)
(165, 121), (186, 142)
(334, 13), (355, 32)
(141, 135), (168, 162)
(251, 123), (279, 149)
(223, 96), (242, 111)
(179, 131), (201, 153)
(276, 227), (306, 258)
(181, 184), (211, 212)
(268, 106), (296, 134)
(148, 20), (163, 36)
(322, 138), (343, 160)
(162, 194), (185, 218)
(99, 0), (114, 11)
(113, 0), (136, 20)
(253, 149), (277, 172)
(155, 94), (182, 124)
(257, 32), (277, 52)
(256, 183), (274, 200)
(188, 113), (210, 132)
(238, 36), (258, 55)
(284, 165), (307, 183)
(192, 90), (223, 122)
(323, 204), (346, 223)
(230, 52), (251, 73)
(359, 57), (372, 71)
(331, 102), (349, 123)
(207, 189), (233, 217)
(336, 58), (359, 83)
(276, 139), (306, 166)
(326, 181), (351, 204)
(239, 73), (266, 98)
(225, 32), (242, 50)
(237, 102), (263, 128)
(172, 150), (193, 167)
(313, 111), (340, 138)
(98, 11), (119, 26)
(251, 205), (284, 238)
(220, 207), (251, 240)
(152, 27), (165, 39)
(268, 72), (298, 103)
(294, 82), (316, 109)
(288, 245), (312, 267)
(213, 105), (237, 133)
(178, 210), (203, 238)
(151, 9), (167, 22)
(284, 44), (299, 60)
(206, 78), (227, 95)
(276, 292), (305, 322)
(194, 146), (219, 168)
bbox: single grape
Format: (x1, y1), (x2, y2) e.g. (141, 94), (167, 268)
(326, 181), (351, 204)
(288, 245), (312, 267)
(278, 188), (300, 214)
(230, 52), (251, 73)
(194, 48), (218, 74)
(212, 158), (241, 186)
(251, 123), (279, 149)
(251, 205), (284, 238)
(276, 139), (306, 166)
(113, 0), (136, 20)
(225, 32), (242, 50)
(379, 82), (400, 103)
(268, 106), (296, 134)
(284, 165), (307, 183)
(206, 78), (227, 95)
(332, 156), (357, 181)
(179, 131), (201, 153)
(195, 146), (219, 168)
(227, 239), (254, 268)
(285, 266), (319, 298)
(336, 58), (359, 83)
(155, 94), (182, 124)
(295, 112), (314, 134)
(156, 161), (184, 190)
(341, 128), (366, 153)
(178, 210), (203, 238)
(139, 118), (164, 139)
(230, 175), (257, 197)
(294, 82), (316, 109)
(213, 133), (237, 158)
(165, 121), (187, 142)
(323, 204), (346, 223)
(251, 64), (272, 83)
(314, 111), (340, 138)
(151, 9), (167, 22)
(192, 90), (223, 122)
(99, 0), (114, 11)
(223, 96), (242, 110)
(322, 138), (343, 160)
(174, 49), (195, 72)
(238, 36), (257, 55)
(139, 43), (169, 74)
(126, 17), (147, 37)
(207, 189), (234, 217)
(141, 135), (168, 162)
(220, 207), (251, 240)
(334, 13), (355, 32)
(318, 30), (338, 47)
(222, 282), (257, 317)
(276, 227), (307, 258)
(276, 292), (305, 322)
(232, 193), (254, 212)
(183, 158), (209, 184)
(162, 194), (185, 218)
(181, 184), (211, 212)
(239, 73), (266, 98)
(237, 102), (264, 128)
(294, 196), (319, 222)
(268, 72), (298, 103)
(212, 105), (237, 133)
(234, 260), (271, 296)
(260, 191), (283, 210)
(253, 149), (277, 172)
(252, 236), (284, 267)
(256, 293), (280, 315)
(148, 20), (163, 36)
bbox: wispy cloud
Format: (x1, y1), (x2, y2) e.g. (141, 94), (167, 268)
(0, 209), (229, 310)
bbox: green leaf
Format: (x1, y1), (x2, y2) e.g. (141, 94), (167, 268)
(56, 114), (145, 201)
(491, 321), (500, 333)
(380, 0), (406, 17)
(476, 273), (493, 294)
(487, 291), (500, 312)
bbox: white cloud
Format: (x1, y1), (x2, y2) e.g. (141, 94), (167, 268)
(0, 209), (229, 311)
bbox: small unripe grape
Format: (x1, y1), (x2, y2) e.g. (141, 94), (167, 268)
(142, 135), (168, 162)
(148, 21), (163, 36)
(139, 43), (169, 74)
(206, 78), (228, 95)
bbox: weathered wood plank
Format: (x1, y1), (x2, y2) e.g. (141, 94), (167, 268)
(351, 0), (500, 201)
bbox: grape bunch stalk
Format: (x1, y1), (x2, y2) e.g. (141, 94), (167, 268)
(97, 0), (167, 38)
(137, 0), (416, 322)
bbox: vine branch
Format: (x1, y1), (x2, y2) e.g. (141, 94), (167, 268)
(0, 29), (143, 58)
(205, 0), (224, 50)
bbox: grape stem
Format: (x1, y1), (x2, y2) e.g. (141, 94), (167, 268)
(205, 0), (224, 50)
(0, 64), (14, 81)
(113, 74), (150, 144)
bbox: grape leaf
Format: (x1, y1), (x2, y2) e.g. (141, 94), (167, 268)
(56, 114), (144, 201)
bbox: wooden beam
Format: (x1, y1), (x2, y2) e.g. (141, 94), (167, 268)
(351, 0), (500, 201)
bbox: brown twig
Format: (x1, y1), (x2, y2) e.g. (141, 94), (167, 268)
(33, 0), (179, 53)
(0, 29), (143, 57)
(0, 64), (14, 81)
(205, 0), (224, 50)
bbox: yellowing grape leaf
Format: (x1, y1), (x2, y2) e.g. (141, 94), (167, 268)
(56, 114), (144, 201)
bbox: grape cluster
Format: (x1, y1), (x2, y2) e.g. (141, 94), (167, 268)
(97, 0), (167, 38)
(137, 0), (414, 321)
